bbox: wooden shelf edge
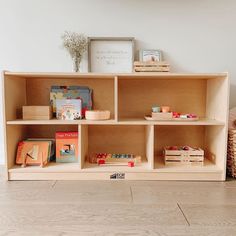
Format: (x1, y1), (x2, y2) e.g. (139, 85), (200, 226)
(6, 118), (226, 126)
(4, 71), (228, 79)
(8, 171), (224, 181)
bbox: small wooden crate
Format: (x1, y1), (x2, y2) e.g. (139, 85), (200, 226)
(164, 147), (204, 166)
(23, 106), (52, 120)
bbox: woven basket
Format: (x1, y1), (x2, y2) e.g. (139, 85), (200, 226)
(227, 129), (236, 177)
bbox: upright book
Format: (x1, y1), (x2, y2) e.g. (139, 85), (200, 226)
(56, 131), (78, 163)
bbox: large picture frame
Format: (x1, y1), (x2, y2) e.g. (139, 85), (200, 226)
(88, 37), (135, 73)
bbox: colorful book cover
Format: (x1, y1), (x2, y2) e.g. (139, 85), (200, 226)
(27, 139), (55, 161)
(56, 131), (78, 163)
(56, 99), (82, 120)
(16, 141), (50, 166)
(50, 86), (92, 117)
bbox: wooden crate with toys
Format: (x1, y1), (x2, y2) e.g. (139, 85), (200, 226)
(164, 146), (204, 166)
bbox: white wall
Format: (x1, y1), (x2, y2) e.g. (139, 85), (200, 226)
(0, 0), (236, 164)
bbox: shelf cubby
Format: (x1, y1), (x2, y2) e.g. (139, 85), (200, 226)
(154, 125), (226, 179)
(4, 73), (116, 121)
(117, 74), (228, 124)
(80, 125), (154, 171)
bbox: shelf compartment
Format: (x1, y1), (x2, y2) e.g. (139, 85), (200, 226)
(4, 75), (115, 121)
(154, 125), (227, 179)
(5, 124), (79, 172)
(80, 125), (154, 171)
(118, 75), (228, 123)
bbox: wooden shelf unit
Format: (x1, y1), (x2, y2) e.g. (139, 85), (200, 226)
(2, 72), (229, 181)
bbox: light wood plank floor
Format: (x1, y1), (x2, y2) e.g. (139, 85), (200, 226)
(1, 167), (236, 235)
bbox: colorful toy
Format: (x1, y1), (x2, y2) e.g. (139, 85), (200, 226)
(89, 153), (141, 167)
(145, 106), (199, 121)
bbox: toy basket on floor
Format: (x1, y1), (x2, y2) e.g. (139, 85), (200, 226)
(227, 129), (236, 177)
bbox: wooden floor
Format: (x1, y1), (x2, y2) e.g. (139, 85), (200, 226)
(1, 167), (236, 235)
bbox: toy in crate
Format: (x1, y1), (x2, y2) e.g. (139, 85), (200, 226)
(163, 146), (204, 166)
(88, 153), (141, 167)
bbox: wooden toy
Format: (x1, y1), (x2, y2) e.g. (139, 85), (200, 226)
(161, 106), (170, 113)
(145, 106), (199, 121)
(23, 106), (52, 120)
(85, 110), (110, 120)
(89, 153), (141, 167)
(134, 61), (170, 72)
(164, 146), (204, 166)
(152, 106), (161, 113)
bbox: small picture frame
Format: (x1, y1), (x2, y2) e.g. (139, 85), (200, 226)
(139, 49), (162, 62)
(88, 37), (135, 73)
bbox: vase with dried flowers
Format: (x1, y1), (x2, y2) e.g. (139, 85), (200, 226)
(61, 31), (88, 72)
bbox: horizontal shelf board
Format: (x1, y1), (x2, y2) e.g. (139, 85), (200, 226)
(9, 163), (81, 173)
(119, 118), (225, 126)
(82, 161), (150, 172)
(9, 159), (222, 174)
(6, 118), (225, 126)
(9, 161), (151, 173)
(4, 71), (228, 79)
(6, 119), (117, 125)
(155, 156), (222, 173)
(4, 72), (115, 79)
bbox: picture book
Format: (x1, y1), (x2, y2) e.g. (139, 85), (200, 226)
(56, 131), (78, 163)
(27, 138), (55, 161)
(16, 141), (51, 167)
(50, 86), (92, 117)
(56, 99), (82, 120)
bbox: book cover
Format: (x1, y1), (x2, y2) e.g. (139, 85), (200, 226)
(56, 131), (78, 163)
(56, 99), (82, 120)
(16, 141), (50, 166)
(27, 139), (55, 161)
(50, 86), (92, 117)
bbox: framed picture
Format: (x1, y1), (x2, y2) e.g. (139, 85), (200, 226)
(139, 49), (162, 62)
(88, 37), (135, 73)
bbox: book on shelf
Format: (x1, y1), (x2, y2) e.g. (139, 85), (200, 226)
(16, 140), (52, 167)
(27, 138), (55, 161)
(50, 86), (93, 117)
(56, 131), (78, 163)
(56, 99), (82, 120)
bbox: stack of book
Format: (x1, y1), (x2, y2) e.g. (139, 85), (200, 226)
(16, 139), (55, 167)
(134, 61), (170, 72)
(227, 129), (236, 177)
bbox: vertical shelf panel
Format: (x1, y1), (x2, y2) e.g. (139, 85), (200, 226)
(79, 125), (88, 169)
(114, 76), (118, 122)
(146, 125), (154, 169)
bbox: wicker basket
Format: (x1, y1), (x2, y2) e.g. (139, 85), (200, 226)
(227, 129), (236, 177)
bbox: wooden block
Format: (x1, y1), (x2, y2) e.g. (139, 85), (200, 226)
(152, 112), (173, 120)
(23, 106), (52, 120)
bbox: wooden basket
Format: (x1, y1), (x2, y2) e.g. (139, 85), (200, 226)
(163, 147), (204, 166)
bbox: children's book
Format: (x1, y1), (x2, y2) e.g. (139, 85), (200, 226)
(16, 141), (50, 166)
(50, 86), (92, 117)
(56, 131), (78, 163)
(56, 99), (82, 120)
(27, 138), (55, 161)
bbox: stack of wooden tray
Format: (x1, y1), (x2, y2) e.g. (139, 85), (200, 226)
(227, 129), (236, 177)
(134, 61), (170, 72)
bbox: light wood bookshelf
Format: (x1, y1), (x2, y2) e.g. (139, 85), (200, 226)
(2, 71), (229, 181)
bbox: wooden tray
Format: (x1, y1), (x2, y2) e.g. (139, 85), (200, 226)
(144, 115), (199, 121)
